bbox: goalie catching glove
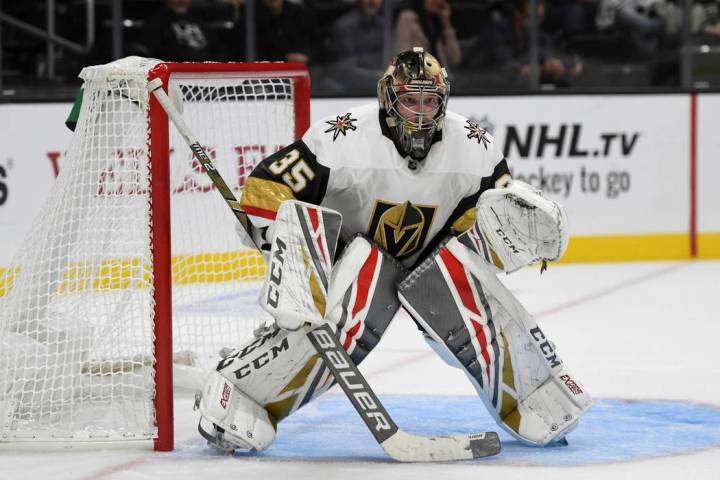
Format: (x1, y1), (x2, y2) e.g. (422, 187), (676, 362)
(476, 180), (569, 273)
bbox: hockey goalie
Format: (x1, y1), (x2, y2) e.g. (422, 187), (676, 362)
(195, 48), (593, 455)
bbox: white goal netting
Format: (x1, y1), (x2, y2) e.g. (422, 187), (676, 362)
(0, 57), (302, 443)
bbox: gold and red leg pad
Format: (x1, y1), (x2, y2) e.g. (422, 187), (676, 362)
(197, 235), (406, 451)
(397, 233), (593, 446)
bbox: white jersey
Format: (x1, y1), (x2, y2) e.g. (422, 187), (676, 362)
(241, 102), (509, 267)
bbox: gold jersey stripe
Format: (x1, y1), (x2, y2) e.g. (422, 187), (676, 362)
(451, 207), (477, 233)
(241, 177), (295, 215)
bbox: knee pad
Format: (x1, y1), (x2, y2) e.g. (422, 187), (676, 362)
(326, 234), (407, 362)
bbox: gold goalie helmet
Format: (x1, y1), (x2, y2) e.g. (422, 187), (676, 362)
(378, 47), (450, 165)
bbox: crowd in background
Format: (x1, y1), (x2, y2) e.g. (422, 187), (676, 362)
(3, 0), (720, 95)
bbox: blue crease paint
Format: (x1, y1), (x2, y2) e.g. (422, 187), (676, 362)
(238, 395), (720, 465)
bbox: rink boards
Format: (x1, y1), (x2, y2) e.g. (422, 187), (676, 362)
(1, 94), (718, 279)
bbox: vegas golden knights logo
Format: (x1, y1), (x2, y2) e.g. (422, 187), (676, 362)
(367, 200), (437, 260)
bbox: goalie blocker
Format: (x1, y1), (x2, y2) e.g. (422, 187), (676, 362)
(398, 224), (592, 446)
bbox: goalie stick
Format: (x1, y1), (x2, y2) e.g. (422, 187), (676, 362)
(147, 77), (501, 462)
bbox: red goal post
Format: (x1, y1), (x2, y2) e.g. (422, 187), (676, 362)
(148, 62), (310, 451)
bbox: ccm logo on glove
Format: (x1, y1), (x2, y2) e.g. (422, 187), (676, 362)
(495, 228), (521, 254)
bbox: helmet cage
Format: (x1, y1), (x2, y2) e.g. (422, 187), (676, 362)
(378, 49), (450, 162)
(385, 84), (447, 134)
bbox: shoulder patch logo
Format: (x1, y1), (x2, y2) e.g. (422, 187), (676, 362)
(464, 120), (491, 150)
(324, 113), (357, 141)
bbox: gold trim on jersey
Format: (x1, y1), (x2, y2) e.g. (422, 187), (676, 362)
(241, 177), (295, 214)
(452, 207), (477, 233)
(495, 173), (512, 189)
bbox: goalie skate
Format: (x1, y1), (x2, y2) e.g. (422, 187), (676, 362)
(197, 415), (247, 454)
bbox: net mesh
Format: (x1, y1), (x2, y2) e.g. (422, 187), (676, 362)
(0, 57), (297, 442)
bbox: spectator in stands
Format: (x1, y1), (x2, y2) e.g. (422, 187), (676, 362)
(395, 0), (462, 68)
(256, 0), (319, 64)
(330, 0), (387, 92)
(699, 3), (720, 42)
(704, 22), (720, 37)
(470, 0), (582, 87)
(595, 0), (665, 56)
(543, 0), (599, 42)
(142, 0), (224, 62)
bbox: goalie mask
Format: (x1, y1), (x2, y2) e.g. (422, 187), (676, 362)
(378, 48), (450, 166)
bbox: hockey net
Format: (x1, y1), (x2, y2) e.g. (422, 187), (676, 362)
(0, 57), (310, 449)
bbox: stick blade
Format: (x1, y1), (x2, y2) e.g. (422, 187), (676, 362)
(380, 430), (501, 462)
(467, 431), (502, 459)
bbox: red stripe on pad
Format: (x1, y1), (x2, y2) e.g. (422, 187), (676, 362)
(307, 207), (320, 232)
(439, 248), (492, 379)
(352, 247), (378, 318)
(438, 248), (481, 316)
(471, 320), (492, 380)
(343, 321), (361, 351)
(316, 236), (327, 263)
(343, 247), (379, 352)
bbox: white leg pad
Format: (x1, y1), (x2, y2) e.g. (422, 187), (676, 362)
(199, 370), (276, 452)
(399, 235), (592, 447)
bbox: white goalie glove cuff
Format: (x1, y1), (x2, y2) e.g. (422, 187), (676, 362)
(476, 180), (569, 273)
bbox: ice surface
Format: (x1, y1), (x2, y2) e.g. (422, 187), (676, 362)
(2, 260), (719, 479)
